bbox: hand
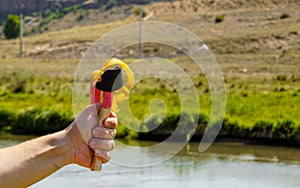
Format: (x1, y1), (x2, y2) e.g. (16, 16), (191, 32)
(67, 103), (117, 168)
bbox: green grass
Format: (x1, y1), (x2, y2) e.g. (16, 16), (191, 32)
(226, 90), (300, 127)
(0, 53), (299, 145)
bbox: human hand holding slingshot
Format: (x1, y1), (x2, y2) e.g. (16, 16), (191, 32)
(89, 58), (134, 171)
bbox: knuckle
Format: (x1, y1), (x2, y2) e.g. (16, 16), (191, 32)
(110, 140), (115, 150)
(111, 129), (117, 138)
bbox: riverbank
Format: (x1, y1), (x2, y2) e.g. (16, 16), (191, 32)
(1, 105), (300, 148)
(137, 115), (300, 148)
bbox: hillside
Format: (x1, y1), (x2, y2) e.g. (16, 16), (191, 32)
(1, 0), (299, 61)
(0, 0), (173, 23)
(0, 0), (299, 97)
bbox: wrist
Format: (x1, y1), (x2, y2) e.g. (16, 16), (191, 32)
(49, 128), (74, 167)
(64, 121), (93, 167)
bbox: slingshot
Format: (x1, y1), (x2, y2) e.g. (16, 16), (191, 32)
(90, 58), (134, 171)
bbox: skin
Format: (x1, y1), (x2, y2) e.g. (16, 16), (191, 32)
(0, 103), (117, 188)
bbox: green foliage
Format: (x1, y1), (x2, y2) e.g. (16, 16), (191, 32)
(0, 109), (14, 130)
(105, 0), (118, 10)
(30, 26), (42, 34)
(215, 15), (224, 23)
(12, 107), (73, 135)
(220, 118), (241, 136)
(40, 5), (81, 26)
(54, 9), (65, 19)
(3, 14), (20, 39)
(43, 9), (52, 18)
(250, 120), (273, 138)
(62, 5), (80, 14)
(76, 14), (84, 22)
(132, 6), (147, 17)
(273, 119), (295, 139)
(141, 112), (198, 138)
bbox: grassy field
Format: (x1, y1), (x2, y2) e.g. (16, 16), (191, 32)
(0, 0), (300, 144)
(0, 55), (299, 139)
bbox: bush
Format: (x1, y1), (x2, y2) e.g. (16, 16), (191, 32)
(220, 118), (241, 136)
(273, 119), (295, 139)
(3, 14), (20, 39)
(54, 11), (64, 19)
(0, 109), (14, 130)
(7, 71), (32, 93)
(0, 70), (31, 93)
(76, 14), (84, 22)
(43, 9), (52, 18)
(13, 107), (42, 134)
(141, 112), (197, 136)
(280, 13), (290, 19)
(13, 107), (73, 135)
(133, 6), (147, 17)
(250, 120), (273, 138)
(105, 0), (117, 10)
(215, 15), (224, 23)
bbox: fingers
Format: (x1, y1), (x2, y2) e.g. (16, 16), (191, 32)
(89, 121), (117, 164)
(92, 127), (116, 139)
(94, 149), (111, 164)
(89, 139), (115, 151)
(87, 109), (117, 164)
(89, 138), (115, 163)
(102, 116), (118, 129)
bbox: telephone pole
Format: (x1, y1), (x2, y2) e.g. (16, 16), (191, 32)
(139, 6), (143, 59)
(20, 13), (23, 58)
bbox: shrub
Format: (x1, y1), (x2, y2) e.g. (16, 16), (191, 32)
(76, 14), (84, 22)
(276, 75), (287, 81)
(0, 109), (14, 130)
(0, 70), (30, 93)
(13, 107), (73, 135)
(220, 118), (240, 136)
(105, 0), (117, 10)
(215, 15), (224, 23)
(3, 14), (20, 39)
(280, 13), (290, 19)
(13, 107), (42, 133)
(132, 6), (147, 17)
(43, 9), (52, 18)
(250, 120), (273, 138)
(34, 109), (73, 134)
(273, 119), (295, 139)
(8, 71), (32, 93)
(141, 112), (197, 136)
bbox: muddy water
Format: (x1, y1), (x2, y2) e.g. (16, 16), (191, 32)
(0, 134), (299, 188)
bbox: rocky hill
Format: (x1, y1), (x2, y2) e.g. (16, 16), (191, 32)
(0, 0), (84, 22)
(0, 0), (173, 23)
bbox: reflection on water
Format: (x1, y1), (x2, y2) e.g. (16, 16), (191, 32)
(0, 133), (35, 148)
(0, 134), (299, 188)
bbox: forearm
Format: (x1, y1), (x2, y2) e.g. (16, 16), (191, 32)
(0, 129), (73, 187)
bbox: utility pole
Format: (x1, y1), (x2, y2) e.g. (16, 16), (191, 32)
(20, 13), (23, 58)
(139, 6), (143, 59)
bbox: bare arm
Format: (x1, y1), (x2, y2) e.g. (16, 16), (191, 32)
(0, 103), (117, 187)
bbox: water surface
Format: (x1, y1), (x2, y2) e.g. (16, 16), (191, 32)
(0, 134), (299, 188)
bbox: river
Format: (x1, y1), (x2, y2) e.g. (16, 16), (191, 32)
(0, 134), (299, 188)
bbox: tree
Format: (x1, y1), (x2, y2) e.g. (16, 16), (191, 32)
(3, 14), (20, 39)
